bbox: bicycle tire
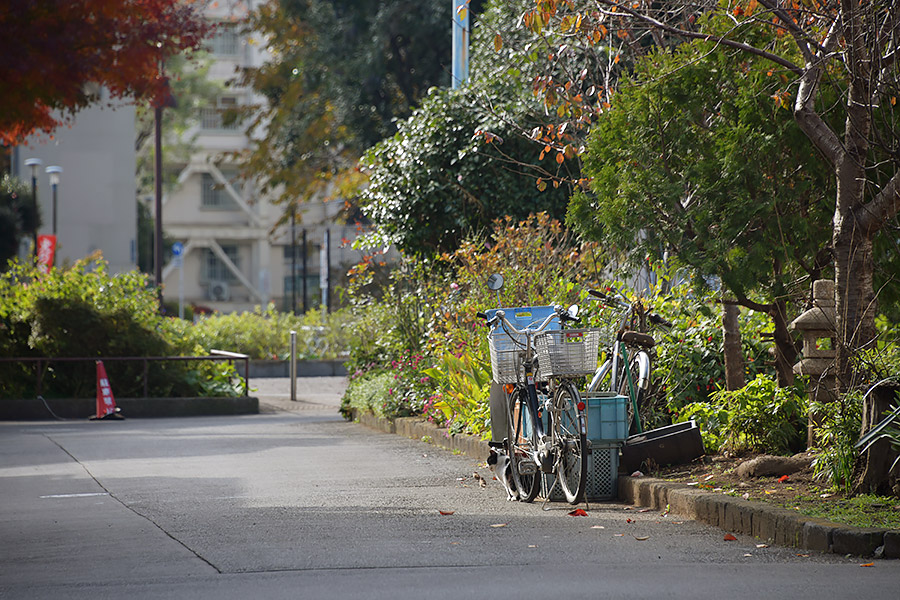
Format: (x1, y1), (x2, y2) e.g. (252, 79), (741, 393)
(506, 386), (540, 502)
(553, 381), (587, 504)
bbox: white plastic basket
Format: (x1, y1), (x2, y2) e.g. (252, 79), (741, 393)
(534, 328), (601, 379)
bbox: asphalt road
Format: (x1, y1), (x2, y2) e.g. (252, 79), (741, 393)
(2, 377), (898, 599)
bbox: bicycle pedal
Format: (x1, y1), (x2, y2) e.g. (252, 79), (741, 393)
(487, 440), (505, 449)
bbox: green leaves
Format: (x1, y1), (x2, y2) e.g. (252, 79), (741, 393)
(570, 30), (832, 310)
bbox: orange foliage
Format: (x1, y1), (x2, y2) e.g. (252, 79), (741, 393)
(0, 0), (210, 145)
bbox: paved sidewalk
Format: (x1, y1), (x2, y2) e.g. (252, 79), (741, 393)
(250, 376), (347, 412)
(250, 376), (899, 560)
(349, 407), (900, 560)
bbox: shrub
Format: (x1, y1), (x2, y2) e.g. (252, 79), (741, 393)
(0, 255), (248, 398)
(190, 304), (351, 360)
(678, 374), (807, 455)
(811, 391), (863, 493)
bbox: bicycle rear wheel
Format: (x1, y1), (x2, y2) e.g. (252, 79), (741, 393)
(553, 381), (587, 504)
(506, 386), (540, 503)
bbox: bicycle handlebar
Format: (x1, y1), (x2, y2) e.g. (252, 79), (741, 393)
(477, 306), (567, 337)
(588, 288), (672, 329)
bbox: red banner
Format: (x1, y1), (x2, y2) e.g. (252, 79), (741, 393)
(95, 361), (117, 419)
(36, 235), (56, 273)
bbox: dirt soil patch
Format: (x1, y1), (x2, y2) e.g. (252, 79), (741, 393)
(653, 454), (900, 530)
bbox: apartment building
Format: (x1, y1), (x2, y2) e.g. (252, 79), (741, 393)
(13, 94), (138, 275)
(157, 1), (371, 315)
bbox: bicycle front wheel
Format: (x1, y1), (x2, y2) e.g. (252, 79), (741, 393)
(507, 386), (540, 503)
(553, 381), (587, 504)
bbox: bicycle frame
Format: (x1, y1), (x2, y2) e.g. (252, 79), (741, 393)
(487, 308), (560, 445)
(585, 294), (654, 434)
(587, 338), (651, 433)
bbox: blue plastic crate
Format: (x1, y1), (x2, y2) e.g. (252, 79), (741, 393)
(586, 393), (628, 441)
(485, 306), (560, 383)
(484, 305), (560, 332)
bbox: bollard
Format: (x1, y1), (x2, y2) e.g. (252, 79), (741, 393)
(290, 330), (297, 402)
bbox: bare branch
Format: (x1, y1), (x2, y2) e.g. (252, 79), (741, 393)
(596, 0), (804, 75)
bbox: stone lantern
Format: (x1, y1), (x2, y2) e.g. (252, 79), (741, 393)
(790, 279), (838, 448)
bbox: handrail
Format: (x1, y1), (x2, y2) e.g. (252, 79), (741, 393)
(0, 353), (250, 398)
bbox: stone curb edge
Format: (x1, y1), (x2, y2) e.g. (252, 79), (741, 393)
(350, 409), (899, 559)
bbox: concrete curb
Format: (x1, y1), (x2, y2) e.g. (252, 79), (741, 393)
(350, 408), (898, 559)
(617, 475), (900, 559)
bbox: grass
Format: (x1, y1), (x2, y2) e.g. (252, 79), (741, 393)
(779, 493), (900, 529)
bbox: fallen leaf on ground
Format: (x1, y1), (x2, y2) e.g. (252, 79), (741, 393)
(438, 510), (455, 515)
(631, 471), (644, 477)
(756, 543), (769, 548)
(724, 534), (738, 541)
(704, 474), (715, 481)
(568, 508), (588, 517)
(639, 508), (652, 513)
(860, 563), (875, 567)
(778, 475), (790, 483)
(743, 553), (752, 557)
(591, 525), (605, 529)
(614, 533), (625, 537)
(490, 523), (508, 528)
(633, 535), (650, 541)
(820, 493), (833, 498)
(626, 518), (634, 523)
(687, 481), (699, 486)
(796, 554), (810, 558)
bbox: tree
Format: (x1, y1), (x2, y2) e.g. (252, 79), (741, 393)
(236, 0), (472, 212)
(0, 0), (210, 145)
(569, 35), (833, 386)
(0, 176), (40, 269)
(528, 0), (899, 493)
(358, 0), (581, 255)
(360, 86), (572, 255)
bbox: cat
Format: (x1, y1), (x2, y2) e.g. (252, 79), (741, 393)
(487, 448), (518, 501)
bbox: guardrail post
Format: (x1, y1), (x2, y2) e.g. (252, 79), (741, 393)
(290, 330), (297, 402)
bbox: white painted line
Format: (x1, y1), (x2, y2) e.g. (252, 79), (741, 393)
(40, 492), (110, 499)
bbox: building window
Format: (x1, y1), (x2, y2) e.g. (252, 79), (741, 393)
(199, 107), (239, 131)
(201, 172), (240, 210)
(200, 97), (240, 131)
(204, 246), (240, 282)
(208, 23), (239, 56)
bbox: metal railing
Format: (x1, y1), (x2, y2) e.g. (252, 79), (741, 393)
(0, 351), (250, 398)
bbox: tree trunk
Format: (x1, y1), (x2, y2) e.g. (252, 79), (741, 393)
(854, 384), (900, 496)
(722, 302), (745, 391)
(833, 220), (878, 387)
(769, 298), (797, 387)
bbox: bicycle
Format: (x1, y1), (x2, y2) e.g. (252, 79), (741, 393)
(586, 288), (670, 436)
(478, 277), (597, 505)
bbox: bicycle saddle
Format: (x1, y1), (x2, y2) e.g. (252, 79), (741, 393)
(622, 330), (655, 348)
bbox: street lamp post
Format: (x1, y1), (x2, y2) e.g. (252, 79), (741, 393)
(46, 166), (62, 243)
(24, 158), (43, 257)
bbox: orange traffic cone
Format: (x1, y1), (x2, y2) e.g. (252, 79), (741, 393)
(92, 361), (123, 420)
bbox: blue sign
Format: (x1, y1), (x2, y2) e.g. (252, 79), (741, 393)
(172, 242), (184, 257)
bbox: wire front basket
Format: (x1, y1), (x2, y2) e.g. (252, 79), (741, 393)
(534, 328), (601, 379)
(488, 330), (526, 384)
